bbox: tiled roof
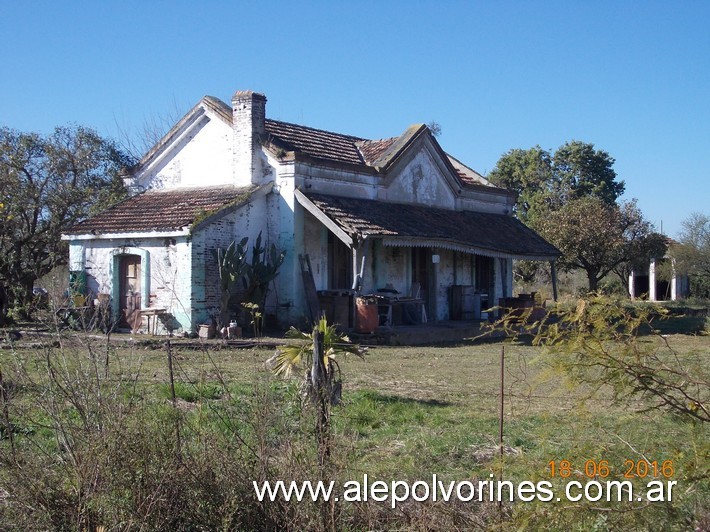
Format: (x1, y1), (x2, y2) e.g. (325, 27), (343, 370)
(66, 186), (254, 235)
(454, 168), (483, 186)
(303, 193), (560, 259)
(454, 168), (473, 184)
(264, 119), (366, 166)
(357, 137), (399, 165)
(446, 154), (494, 188)
(262, 117), (499, 193)
(153, 95), (497, 191)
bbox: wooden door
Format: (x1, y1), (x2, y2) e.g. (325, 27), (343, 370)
(119, 255), (142, 331)
(411, 247), (431, 309)
(475, 255), (494, 309)
(328, 232), (352, 289)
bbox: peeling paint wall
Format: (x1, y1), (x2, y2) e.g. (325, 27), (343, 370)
(190, 196), (273, 327)
(380, 149), (456, 208)
(70, 236), (193, 334)
(302, 210), (328, 290)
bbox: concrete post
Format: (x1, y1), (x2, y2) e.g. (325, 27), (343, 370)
(670, 258), (677, 301)
(649, 258), (657, 301)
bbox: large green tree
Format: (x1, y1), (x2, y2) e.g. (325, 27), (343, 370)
(487, 141), (664, 293)
(488, 140), (625, 221)
(486, 146), (553, 223)
(551, 140), (624, 206)
(536, 197), (665, 291)
(0, 125), (132, 319)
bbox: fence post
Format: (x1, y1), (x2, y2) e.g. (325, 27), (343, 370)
(166, 339), (181, 458)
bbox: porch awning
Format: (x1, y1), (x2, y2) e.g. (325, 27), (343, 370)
(296, 190), (561, 261)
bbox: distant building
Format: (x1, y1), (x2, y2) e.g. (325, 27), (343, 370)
(628, 242), (690, 301)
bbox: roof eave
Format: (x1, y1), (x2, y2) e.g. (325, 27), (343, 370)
(132, 95), (231, 177)
(380, 236), (560, 261)
(63, 229), (190, 241)
(189, 183), (272, 232)
(295, 188), (354, 246)
(460, 182), (517, 199)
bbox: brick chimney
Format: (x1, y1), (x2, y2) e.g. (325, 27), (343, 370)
(232, 90), (267, 185)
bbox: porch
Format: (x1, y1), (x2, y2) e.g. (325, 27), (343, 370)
(349, 319), (498, 346)
(296, 191), (561, 328)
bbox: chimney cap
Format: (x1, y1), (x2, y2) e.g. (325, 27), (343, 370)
(232, 90), (267, 102)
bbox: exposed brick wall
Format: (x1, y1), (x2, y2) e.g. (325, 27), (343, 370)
(232, 91), (267, 187)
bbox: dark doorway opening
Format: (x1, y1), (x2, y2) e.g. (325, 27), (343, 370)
(119, 255), (142, 330)
(328, 232), (352, 290)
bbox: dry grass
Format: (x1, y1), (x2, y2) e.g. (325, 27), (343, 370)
(0, 325), (708, 529)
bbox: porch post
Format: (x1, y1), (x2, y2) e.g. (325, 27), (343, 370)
(431, 249), (439, 323)
(350, 242), (364, 330)
(351, 241), (365, 293)
(550, 260), (558, 302)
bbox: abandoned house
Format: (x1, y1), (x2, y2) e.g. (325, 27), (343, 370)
(62, 90), (560, 335)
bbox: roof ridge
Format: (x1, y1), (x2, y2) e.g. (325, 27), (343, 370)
(356, 135), (400, 145)
(143, 184), (242, 193)
(202, 95), (232, 122)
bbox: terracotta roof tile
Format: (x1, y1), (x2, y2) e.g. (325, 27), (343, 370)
(454, 168), (479, 186)
(304, 193), (560, 259)
(264, 119), (365, 166)
(263, 118), (496, 193)
(66, 186), (254, 235)
(356, 137), (399, 165)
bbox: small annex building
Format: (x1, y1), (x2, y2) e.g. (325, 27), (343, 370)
(63, 90), (560, 334)
(628, 243), (690, 301)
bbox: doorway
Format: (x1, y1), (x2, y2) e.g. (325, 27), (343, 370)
(328, 232), (352, 289)
(119, 255), (142, 330)
(411, 247), (432, 311)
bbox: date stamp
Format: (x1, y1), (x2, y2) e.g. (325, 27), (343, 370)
(548, 459), (675, 479)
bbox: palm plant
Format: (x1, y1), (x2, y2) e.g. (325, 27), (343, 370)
(271, 316), (364, 405)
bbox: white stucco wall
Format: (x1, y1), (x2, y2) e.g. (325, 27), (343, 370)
(134, 113), (234, 191)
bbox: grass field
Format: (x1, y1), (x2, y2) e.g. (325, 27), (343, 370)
(0, 316), (708, 530)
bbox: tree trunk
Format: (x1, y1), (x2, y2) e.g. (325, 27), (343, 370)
(0, 285), (6, 326)
(311, 331), (331, 466)
(310, 330), (335, 531)
(16, 277), (35, 318)
(587, 270), (600, 292)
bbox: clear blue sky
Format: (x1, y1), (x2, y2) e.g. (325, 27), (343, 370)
(1, 1), (708, 237)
